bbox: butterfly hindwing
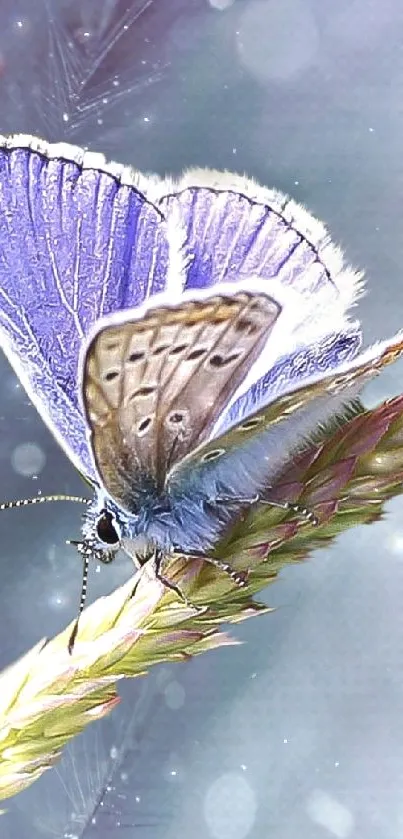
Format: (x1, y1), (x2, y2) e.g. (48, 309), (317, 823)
(167, 331), (403, 508)
(81, 287), (281, 510)
(215, 329), (362, 436)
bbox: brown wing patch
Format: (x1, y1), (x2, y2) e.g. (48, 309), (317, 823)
(82, 290), (281, 510)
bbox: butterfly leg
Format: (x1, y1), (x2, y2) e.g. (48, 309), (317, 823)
(200, 557), (249, 588)
(213, 494), (318, 526)
(125, 547), (188, 604)
(171, 546), (248, 589)
(153, 548), (196, 607)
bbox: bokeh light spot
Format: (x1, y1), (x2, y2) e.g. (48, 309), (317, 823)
(11, 442), (46, 477)
(204, 772), (257, 839)
(236, 0), (319, 82)
(307, 790), (354, 837)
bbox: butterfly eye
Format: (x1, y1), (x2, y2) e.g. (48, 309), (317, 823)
(96, 510), (120, 546)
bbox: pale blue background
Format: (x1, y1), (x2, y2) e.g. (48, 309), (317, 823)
(0, 1), (403, 837)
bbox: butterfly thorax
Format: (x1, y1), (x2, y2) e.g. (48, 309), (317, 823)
(82, 477), (239, 561)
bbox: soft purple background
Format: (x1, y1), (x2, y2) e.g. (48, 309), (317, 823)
(1, 1), (403, 837)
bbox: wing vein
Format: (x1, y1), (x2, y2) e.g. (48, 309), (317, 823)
(44, 225), (84, 340)
(161, 296), (250, 416)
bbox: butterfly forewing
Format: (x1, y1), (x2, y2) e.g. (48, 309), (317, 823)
(82, 289), (281, 510)
(0, 136), (169, 481)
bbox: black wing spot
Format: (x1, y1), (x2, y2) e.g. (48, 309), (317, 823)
(127, 351), (145, 363)
(168, 411), (186, 425)
(235, 318), (258, 334)
(169, 343), (188, 356)
(201, 448), (225, 463)
(240, 417), (263, 431)
(137, 417), (153, 435)
(187, 347), (207, 361)
(104, 370), (120, 382)
(209, 352), (241, 368)
(132, 386), (156, 398)
(153, 344), (169, 356)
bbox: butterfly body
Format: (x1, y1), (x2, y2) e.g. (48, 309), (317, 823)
(82, 485), (231, 559)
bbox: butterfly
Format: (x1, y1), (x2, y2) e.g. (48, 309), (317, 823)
(0, 134), (402, 648)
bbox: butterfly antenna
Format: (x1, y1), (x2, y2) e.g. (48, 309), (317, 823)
(68, 552), (90, 654)
(0, 494), (92, 654)
(0, 494), (91, 511)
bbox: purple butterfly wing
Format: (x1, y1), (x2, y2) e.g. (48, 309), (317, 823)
(219, 330), (362, 434)
(149, 170), (363, 425)
(150, 169), (363, 306)
(0, 136), (168, 480)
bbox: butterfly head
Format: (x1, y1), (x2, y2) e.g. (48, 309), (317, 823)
(77, 488), (170, 567)
(75, 492), (131, 565)
(71, 509), (120, 565)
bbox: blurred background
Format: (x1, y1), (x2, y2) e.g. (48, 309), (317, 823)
(1, 1), (403, 836)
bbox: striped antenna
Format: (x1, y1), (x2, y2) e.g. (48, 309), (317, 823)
(0, 494), (91, 511)
(0, 492), (93, 654)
